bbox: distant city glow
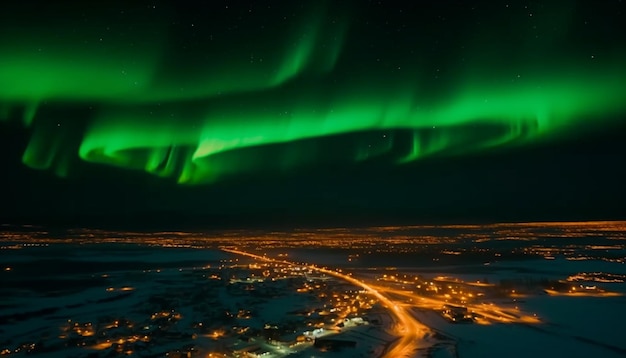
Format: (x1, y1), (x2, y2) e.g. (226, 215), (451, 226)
(2, 221), (625, 356)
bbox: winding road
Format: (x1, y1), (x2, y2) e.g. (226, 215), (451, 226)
(221, 247), (433, 357)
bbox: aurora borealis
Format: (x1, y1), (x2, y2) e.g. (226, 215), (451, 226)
(2, 1), (626, 226)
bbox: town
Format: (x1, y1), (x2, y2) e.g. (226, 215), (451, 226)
(1, 221), (625, 357)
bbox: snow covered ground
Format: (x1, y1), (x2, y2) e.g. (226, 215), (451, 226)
(1, 222), (625, 357)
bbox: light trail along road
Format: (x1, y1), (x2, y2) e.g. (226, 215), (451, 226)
(370, 284), (540, 324)
(221, 248), (435, 358)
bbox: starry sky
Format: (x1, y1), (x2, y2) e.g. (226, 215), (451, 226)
(1, 1), (625, 229)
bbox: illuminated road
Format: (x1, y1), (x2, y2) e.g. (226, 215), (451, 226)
(368, 284), (541, 324)
(221, 248), (433, 358)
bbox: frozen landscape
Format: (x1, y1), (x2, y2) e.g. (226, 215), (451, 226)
(1, 221), (625, 357)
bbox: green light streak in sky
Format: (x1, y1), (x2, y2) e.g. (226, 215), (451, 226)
(2, 2), (626, 184)
(73, 65), (626, 184)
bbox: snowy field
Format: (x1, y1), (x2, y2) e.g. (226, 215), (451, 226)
(1, 221), (625, 357)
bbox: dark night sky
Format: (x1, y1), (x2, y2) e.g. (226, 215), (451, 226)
(1, 1), (625, 229)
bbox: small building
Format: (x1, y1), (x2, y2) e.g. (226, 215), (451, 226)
(442, 304), (474, 323)
(314, 338), (357, 351)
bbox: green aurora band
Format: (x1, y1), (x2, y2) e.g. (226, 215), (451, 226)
(1, 2), (626, 184)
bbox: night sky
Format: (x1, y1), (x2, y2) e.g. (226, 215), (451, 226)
(1, 1), (625, 229)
